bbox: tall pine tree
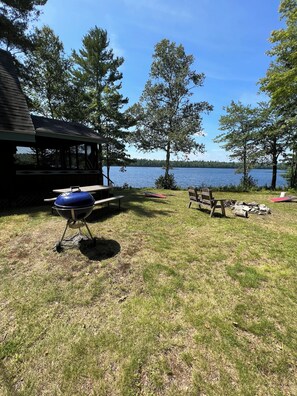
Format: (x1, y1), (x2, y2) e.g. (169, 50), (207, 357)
(71, 27), (134, 181)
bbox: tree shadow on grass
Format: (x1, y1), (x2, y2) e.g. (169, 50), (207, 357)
(0, 189), (175, 220)
(119, 190), (174, 218)
(0, 204), (54, 218)
(86, 205), (125, 223)
(191, 207), (230, 218)
(79, 237), (121, 261)
(86, 190), (174, 222)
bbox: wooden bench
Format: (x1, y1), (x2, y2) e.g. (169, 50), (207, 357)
(94, 195), (124, 209)
(188, 188), (226, 217)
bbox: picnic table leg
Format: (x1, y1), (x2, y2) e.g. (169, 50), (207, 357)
(220, 201), (226, 217)
(210, 203), (216, 217)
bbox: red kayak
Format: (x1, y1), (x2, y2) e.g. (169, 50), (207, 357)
(144, 192), (166, 198)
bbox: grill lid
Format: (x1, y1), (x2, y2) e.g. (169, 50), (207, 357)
(55, 189), (95, 208)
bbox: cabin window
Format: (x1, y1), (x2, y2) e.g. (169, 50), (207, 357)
(15, 144), (97, 170)
(15, 147), (37, 169)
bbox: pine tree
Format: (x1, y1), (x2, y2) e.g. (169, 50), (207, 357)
(214, 101), (259, 189)
(71, 27), (134, 181)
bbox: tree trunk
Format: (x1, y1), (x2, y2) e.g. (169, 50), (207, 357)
(271, 138), (278, 190)
(243, 141), (248, 185)
(271, 162), (277, 190)
(105, 144), (110, 184)
(271, 154), (278, 190)
(165, 142), (170, 179)
(98, 143), (103, 184)
(291, 152), (297, 188)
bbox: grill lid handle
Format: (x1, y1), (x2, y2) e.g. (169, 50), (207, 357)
(70, 186), (81, 192)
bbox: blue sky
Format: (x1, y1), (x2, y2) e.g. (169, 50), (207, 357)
(37, 0), (283, 162)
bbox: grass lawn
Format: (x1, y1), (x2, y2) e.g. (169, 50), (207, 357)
(0, 188), (296, 395)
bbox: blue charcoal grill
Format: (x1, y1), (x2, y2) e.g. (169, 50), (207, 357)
(53, 186), (96, 252)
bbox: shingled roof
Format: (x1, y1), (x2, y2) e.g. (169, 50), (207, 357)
(0, 49), (36, 142)
(32, 115), (108, 144)
(0, 49), (107, 145)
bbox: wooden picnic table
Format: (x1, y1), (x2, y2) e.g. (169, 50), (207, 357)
(52, 185), (112, 194)
(49, 185), (124, 210)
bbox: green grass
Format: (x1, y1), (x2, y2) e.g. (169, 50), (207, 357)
(0, 189), (297, 395)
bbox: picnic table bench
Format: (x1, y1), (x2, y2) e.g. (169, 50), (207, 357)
(188, 187), (226, 217)
(94, 195), (124, 209)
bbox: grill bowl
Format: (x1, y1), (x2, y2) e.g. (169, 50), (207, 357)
(54, 190), (95, 221)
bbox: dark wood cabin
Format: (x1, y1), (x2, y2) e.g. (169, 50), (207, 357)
(0, 49), (108, 209)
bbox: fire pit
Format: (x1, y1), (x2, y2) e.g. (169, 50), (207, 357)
(53, 186), (96, 252)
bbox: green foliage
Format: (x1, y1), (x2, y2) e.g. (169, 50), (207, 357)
(124, 158), (286, 169)
(155, 173), (177, 189)
(71, 27), (135, 173)
(238, 174), (258, 191)
(254, 102), (289, 189)
(0, 0), (47, 54)
(259, 0), (297, 113)
(258, 0), (297, 188)
(130, 38), (212, 180)
(214, 101), (260, 184)
(283, 147), (297, 187)
(130, 158), (238, 168)
(22, 25), (73, 119)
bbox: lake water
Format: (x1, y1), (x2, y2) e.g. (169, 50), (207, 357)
(104, 166), (288, 189)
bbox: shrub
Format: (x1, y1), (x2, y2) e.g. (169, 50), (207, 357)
(155, 173), (177, 189)
(239, 175), (258, 191)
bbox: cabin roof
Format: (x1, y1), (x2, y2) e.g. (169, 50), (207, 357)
(0, 49), (35, 142)
(0, 49), (107, 145)
(32, 115), (108, 144)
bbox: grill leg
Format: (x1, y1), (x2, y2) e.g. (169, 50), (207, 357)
(55, 219), (95, 252)
(60, 220), (70, 242)
(84, 221), (94, 240)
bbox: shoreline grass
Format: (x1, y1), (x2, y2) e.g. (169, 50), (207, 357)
(0, 189), (296, 395)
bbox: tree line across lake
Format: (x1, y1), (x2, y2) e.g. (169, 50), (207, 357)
(127, 159), (285, 170)
(15, 154), (284, 170)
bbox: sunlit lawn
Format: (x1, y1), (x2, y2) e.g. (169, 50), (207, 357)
(0, 188), (296, 395)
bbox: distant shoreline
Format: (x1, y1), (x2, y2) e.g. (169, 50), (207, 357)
(120, 159), (285, 170)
